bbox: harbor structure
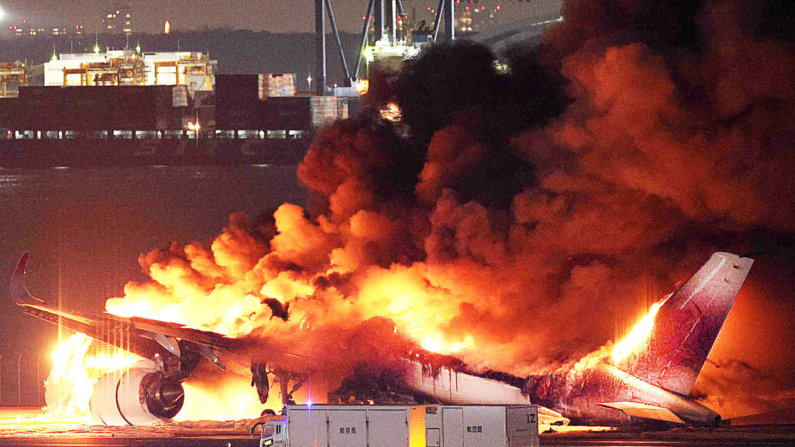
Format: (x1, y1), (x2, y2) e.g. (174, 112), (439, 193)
(33, 51), (216, 91)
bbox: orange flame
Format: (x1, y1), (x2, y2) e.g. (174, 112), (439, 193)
(611, 297), (667, 363)
(46, 333), (142, 419)
(421, 333), (475, 354)
(176, 376), (284, 421)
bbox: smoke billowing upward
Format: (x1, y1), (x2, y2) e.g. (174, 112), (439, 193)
(105, 0), (795, 418)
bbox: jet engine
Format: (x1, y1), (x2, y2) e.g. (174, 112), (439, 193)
(89, 360), (184, 425)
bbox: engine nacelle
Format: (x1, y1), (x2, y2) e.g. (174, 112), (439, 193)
(89, 360), (184, 425)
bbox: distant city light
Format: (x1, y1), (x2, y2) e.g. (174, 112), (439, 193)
(164, 20), (171, 34)
(0, 7), (5, 21)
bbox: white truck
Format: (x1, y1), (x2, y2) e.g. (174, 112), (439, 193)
(250, 404), (539, 447)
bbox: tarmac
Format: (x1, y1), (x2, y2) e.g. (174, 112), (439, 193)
(0, 407), (793, 447)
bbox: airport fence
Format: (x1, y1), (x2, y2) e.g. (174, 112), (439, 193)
(0, 353), (49, 406)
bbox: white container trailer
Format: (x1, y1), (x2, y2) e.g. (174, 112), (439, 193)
(250, 404), (538, 447)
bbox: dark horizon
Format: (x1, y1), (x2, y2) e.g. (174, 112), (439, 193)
(0, 0), (562, 35)
(0, 29), (363, 82)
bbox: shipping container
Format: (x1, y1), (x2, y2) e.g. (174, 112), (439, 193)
(216, 74), (260, 103)
(310, 96), (348, 128)
(111, 86), (153, 129)
(259, 74), (297, 97)
(0, 97), (19, 129)
(258, 96), (312, 130)
(215, 75), (260, 129)
(2, 82), (317, 167)
(18, 86), (65, 130)
(250, 404), (539, 447)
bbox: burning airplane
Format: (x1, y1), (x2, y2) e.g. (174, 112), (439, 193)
(8, 250), (752, 427)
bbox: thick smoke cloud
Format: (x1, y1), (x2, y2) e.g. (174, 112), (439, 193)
(106, 0), (795, 417)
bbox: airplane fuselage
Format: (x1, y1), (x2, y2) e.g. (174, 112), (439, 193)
(525, 361), (720, 426)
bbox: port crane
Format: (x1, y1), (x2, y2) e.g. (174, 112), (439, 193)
(314, 0), (456, 95)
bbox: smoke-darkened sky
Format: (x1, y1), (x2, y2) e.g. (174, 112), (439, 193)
(0, 0), (562, 34)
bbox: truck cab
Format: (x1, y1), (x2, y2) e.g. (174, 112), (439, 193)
(250, 420), (287, 447)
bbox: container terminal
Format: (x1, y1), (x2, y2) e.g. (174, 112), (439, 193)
(0, 51), (359, 167)
(0, 0), (531, 168)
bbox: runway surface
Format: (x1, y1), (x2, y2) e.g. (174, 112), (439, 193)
(1, 409), (793, 447)
(0, 435), (794, 447)
(1, 429), (794, 447)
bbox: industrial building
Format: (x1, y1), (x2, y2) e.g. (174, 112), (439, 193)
(0, 61), (28, 97)
(31, 51), (216, 91)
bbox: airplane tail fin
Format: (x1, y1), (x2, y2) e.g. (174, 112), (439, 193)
(615, 252), (753, 396)
(9, 252), (45, 305)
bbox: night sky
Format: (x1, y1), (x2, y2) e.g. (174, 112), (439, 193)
(0, 0), (562, 34)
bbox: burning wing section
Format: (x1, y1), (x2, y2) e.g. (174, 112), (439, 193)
(8, 252), (233, 425)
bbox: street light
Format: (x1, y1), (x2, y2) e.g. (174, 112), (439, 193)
(187, 121), (201, 153)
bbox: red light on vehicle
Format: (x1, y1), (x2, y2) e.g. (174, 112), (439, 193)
(481, 6), (485, 9)
(427, 6), (432, 10)
(6, 130), (11, 135)
(496, 5), (501, 10)
(465, 6), (470, 10)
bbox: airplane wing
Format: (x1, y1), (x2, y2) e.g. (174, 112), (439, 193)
(8, 252), (319, 425)
(598, 402), (685, 424)
(9, 252), (231, 371)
